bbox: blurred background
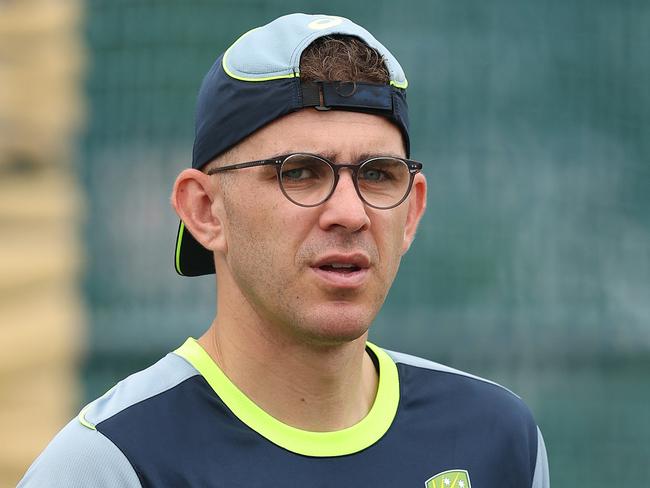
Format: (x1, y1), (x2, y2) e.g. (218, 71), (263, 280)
(1, 0), (648, 486)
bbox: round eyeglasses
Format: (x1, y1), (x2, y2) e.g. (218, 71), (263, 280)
(206, 153), (423, 209)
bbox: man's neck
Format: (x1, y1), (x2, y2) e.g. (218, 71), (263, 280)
(198, 315), (379, 432)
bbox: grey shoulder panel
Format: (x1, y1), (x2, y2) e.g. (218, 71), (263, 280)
(532, 427), (551, 488)
(20, 352), (199, 487)
(81, 352), (199, 428)
(385, 349), (519, 398)
(18, 419), (141, 488)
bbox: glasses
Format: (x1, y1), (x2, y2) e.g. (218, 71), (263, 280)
(207, 153), (422, 209)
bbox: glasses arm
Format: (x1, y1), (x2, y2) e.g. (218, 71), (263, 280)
(206, 158), (281, 175)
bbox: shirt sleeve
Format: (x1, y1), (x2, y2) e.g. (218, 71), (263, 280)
(17, 419), (141, 488)
(532, 426), (550, 488)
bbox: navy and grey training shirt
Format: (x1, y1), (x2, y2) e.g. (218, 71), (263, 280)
(20, 338), (550, 487)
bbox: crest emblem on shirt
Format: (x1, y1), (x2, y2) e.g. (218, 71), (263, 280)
(424, 469), (471, 488)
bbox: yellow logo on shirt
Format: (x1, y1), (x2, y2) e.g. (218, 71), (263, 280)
(425, 469), (471, 488)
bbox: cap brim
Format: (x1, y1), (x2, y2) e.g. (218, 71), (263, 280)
(174, 221), (215, 276)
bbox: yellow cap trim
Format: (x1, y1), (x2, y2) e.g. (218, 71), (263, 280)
(174, 337), (400, 457)
(390, 79), (408, 89)
(222, 27), (299, 82)
(175, 221), (185, 275)
(221, 26), (407, 88)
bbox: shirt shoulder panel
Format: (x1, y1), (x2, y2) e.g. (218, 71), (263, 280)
(80, 352), (199, 428)
(18, 419), (141, 488)
(385, 348), (542, 481)
(385, 348), (520, 398)
(532, 427), (551, 488)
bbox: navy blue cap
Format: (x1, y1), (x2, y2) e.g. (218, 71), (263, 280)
(176, 13), (410, 277)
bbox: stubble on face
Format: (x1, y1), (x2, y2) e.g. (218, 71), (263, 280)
(220, 185), (398, 346)
(213, 110), (409, 347)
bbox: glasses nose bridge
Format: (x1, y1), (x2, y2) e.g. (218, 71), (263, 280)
(330, 161), (360, 175)
(329, 161), (362, 198)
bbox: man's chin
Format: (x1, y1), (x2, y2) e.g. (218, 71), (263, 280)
(293, 305), (375, 346)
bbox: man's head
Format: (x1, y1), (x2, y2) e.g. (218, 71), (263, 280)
(172, 14), (426, 345)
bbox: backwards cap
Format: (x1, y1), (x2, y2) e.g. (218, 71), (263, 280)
(175, 13), (410, 276)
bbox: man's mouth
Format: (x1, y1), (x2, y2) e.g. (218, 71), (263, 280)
(318, 263), (362, 273)
(310, 254), (371, 288)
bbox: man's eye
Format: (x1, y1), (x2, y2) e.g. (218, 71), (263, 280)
(282, 167), (313, 180)
(359, 168), (389, 181)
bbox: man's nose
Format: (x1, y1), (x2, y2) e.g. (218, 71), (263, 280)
(318, 169), (371, 232)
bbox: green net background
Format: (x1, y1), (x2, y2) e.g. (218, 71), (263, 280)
(81, 1), (650, 484)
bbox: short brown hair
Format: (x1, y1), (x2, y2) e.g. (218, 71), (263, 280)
(299, 35), (389, 84)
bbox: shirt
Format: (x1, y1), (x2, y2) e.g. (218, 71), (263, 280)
(19, 338), (550, 487)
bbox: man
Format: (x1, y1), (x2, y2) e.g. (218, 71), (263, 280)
(20, 13), (549, 487)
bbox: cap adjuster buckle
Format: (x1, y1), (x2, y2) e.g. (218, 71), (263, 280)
(315, 83), (331, 111)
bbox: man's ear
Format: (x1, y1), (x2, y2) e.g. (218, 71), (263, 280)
(171, 169), (227, 254)
(401, 173), (427, 255)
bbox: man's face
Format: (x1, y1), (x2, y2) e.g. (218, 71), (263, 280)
(212, 109), (425, 346)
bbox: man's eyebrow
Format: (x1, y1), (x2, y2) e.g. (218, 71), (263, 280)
(253, 153), (286, 161)
(267, 151), (405, 163)
(351, 152), (405, 162)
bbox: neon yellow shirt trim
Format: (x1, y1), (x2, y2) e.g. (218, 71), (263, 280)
(77, 404), (97, 430)
(174, 337), (400, 457)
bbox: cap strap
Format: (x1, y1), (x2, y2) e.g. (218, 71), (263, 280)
(300, 81), (394, 112)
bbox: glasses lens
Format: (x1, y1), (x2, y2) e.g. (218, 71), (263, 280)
(279, 154), (335, 206)
(357, 158), (411, 208)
